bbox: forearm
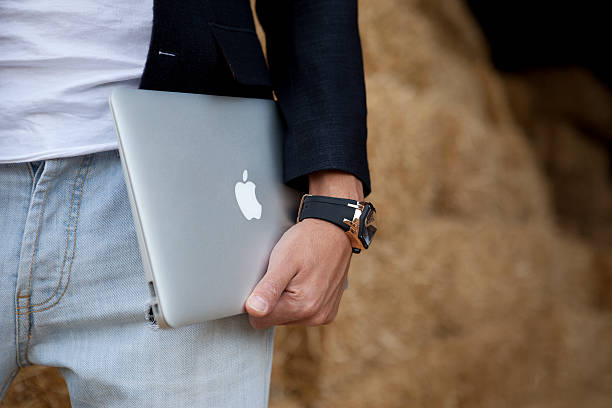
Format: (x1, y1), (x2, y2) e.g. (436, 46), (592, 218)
(308, 170), (364, 202)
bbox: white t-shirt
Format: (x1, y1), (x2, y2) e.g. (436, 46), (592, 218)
(0, 1), (153, 163)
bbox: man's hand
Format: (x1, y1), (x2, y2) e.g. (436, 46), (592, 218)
(245, 170), (363, 329)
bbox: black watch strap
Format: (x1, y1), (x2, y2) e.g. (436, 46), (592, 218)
(297, 195), (357, 232)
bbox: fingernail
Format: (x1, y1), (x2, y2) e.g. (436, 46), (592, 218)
(247, 295), (268, 314)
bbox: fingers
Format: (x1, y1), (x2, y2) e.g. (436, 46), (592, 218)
(245, 244), (297, 318)
(246, 219), (353, 329)
(288, 278), (345, 327)
(249, 288), (339, 329)
(249, 271), (348, 329)
(248, 291), (305, 329)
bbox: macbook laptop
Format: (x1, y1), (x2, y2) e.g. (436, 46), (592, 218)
(109, 88), (300, 329)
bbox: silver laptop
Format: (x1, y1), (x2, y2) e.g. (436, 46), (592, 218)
(109, 88), (300, 329)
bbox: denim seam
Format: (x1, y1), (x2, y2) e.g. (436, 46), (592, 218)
(20, 155), (91, 366)
(17, 155), (92, 316)
(0, 369), (19, 399)
(15, 159), (60, 367)
(26, 162), (34, 183)
(16, 158), (85, 309)
(16, 159), (62, 299)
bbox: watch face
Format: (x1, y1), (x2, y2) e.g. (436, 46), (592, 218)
(359, 204), (377, 248)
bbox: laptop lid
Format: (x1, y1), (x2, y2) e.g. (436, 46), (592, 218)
(109, 88), (300, 328)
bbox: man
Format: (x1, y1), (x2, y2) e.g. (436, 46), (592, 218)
(0, 1), (371, 406)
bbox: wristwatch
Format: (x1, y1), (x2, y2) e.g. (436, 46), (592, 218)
(296, 194), (377, 254)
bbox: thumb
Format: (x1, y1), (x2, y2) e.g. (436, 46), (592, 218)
(246, 254), (295, 318)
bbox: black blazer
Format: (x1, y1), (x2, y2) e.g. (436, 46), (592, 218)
(139, 0), (371, 196)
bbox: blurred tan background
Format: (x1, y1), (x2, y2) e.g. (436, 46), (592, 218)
(3, 0), (612, 407)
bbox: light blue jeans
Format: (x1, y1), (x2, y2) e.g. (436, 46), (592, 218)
(0, 150), (273, 407)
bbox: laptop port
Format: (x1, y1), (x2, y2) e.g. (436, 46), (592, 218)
(148, 281), (156, 298)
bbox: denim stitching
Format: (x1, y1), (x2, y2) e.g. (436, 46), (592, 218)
(25, 330), (34, 365)
(15, 159), (59, 296)
(18, 155), (92, 316)
(26, 162), (34, 183)
(0, 369), (19, 399)
(16, 158), (85, 309)
(20, 155), (91, 365)
(15, 158), (61, 367)
(16, 159), (62, 299)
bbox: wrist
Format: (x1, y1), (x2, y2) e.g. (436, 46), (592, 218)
(308, 170), (364, 201)
(297, 192), (378, 254)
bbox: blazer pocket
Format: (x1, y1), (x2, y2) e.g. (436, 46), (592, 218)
(209, 23), (272, 88)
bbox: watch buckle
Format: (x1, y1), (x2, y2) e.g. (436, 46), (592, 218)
(344, 202), (365, 252)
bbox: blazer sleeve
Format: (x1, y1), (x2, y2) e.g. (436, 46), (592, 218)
(255, 0), (371, 196)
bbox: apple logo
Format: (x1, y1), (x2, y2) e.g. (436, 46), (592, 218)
(235, 169), (262, 220)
